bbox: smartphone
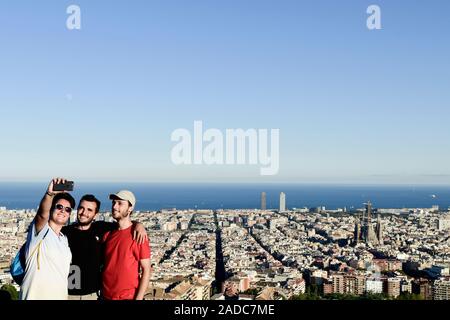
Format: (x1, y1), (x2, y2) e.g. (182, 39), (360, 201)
(53, 181), (74, 192)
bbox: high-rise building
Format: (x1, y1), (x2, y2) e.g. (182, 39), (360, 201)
(433, 279), (450, 300)
(329, 273), (366, 295)
(376, 214), (384, 245)
(279, 192), (286, 212)
(413, 279), (432, 300)
(366, 278), (384, 294)
(387, 278), (401, 298)
(400, 279), (412, 294)
(344, 275), (366, 296)
(354, 216), (361, 245)
(323, 282), (333, 295)
(261, 192), (267, 210)
(364, 201), (379, 245)
(331, 274), (345, 294)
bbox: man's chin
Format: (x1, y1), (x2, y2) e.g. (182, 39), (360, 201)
(78, 220), (94, 226)
(56, 219), (69, 226)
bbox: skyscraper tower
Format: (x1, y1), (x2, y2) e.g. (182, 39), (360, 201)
(261, 192), (267, 210)
(279, 192), (286, 212)
(376, 214), (384, 245)
(354, 216), (361, 245)
(364, 201), (379, 245)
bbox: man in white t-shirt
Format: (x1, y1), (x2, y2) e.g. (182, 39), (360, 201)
(20, 178), (75, 300)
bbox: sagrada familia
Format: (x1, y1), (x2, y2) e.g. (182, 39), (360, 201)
(354, 201), (384, 246)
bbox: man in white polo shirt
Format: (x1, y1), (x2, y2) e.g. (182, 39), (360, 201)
(20, 178), (74, 300)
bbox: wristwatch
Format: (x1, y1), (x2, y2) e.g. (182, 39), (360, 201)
(46, 191), (56, 197)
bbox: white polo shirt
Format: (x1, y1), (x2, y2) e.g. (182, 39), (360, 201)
(20, 221), (72, 300)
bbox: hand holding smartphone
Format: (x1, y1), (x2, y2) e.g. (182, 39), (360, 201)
(53, 181), (74, 192)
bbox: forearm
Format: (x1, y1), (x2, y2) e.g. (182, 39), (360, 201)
(132, 220), (141, 227)
(34, 178), (68, 233)
(135, 268), (151, 300)
(35, 193), (53, 231)
(132, 221), (148, 244)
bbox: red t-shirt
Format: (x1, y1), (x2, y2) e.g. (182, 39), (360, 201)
(101, 225), (151, 300)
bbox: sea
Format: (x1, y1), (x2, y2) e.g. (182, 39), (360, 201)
(0, 183), (449, 212)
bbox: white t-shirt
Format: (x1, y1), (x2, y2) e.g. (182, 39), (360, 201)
(20, 220), (72, 300)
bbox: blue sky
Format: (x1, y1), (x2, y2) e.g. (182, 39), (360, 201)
(0, 0), (449, 183)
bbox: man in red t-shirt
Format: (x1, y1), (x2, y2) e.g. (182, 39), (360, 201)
(101, 190), (151, 300)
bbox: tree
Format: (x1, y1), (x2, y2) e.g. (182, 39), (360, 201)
(306, 283), (320, 296)
(290, 293), (321, 300)
(396, 292), (423, 300)
(324, 293), (359, 300)
(362, 292), (388, 300)
(0, 284), (19, 300)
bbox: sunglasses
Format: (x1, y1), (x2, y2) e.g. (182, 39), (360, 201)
(55, 203), (72, 214)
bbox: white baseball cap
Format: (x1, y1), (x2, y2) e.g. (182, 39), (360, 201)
(109, 190), (136, 207)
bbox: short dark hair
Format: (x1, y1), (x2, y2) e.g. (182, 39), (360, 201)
(79, 194), (101, 213)
(51, 193), (76, 212)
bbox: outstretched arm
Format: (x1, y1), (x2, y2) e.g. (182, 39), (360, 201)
(35, 178), (67, 234)
(135, 258), (151, 300)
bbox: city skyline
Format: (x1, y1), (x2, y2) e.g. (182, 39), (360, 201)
(1, 203), (449, 300)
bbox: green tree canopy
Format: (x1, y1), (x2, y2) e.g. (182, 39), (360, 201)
(0, 284), (19, 300)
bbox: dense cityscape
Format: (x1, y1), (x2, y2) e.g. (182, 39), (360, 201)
(1, 192), (449, 300)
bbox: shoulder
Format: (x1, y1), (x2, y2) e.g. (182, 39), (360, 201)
(93, 221), (117, 232)
(62, 223), (81, 237)
(102, 230), (113, 243)
(60, 233), (70, 245)
(29, 219), (49, 238)
(61, 224), (74, 234)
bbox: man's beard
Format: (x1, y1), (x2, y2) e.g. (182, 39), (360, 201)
(113, 210), (130, 219)
(78, 217), (95, 226)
